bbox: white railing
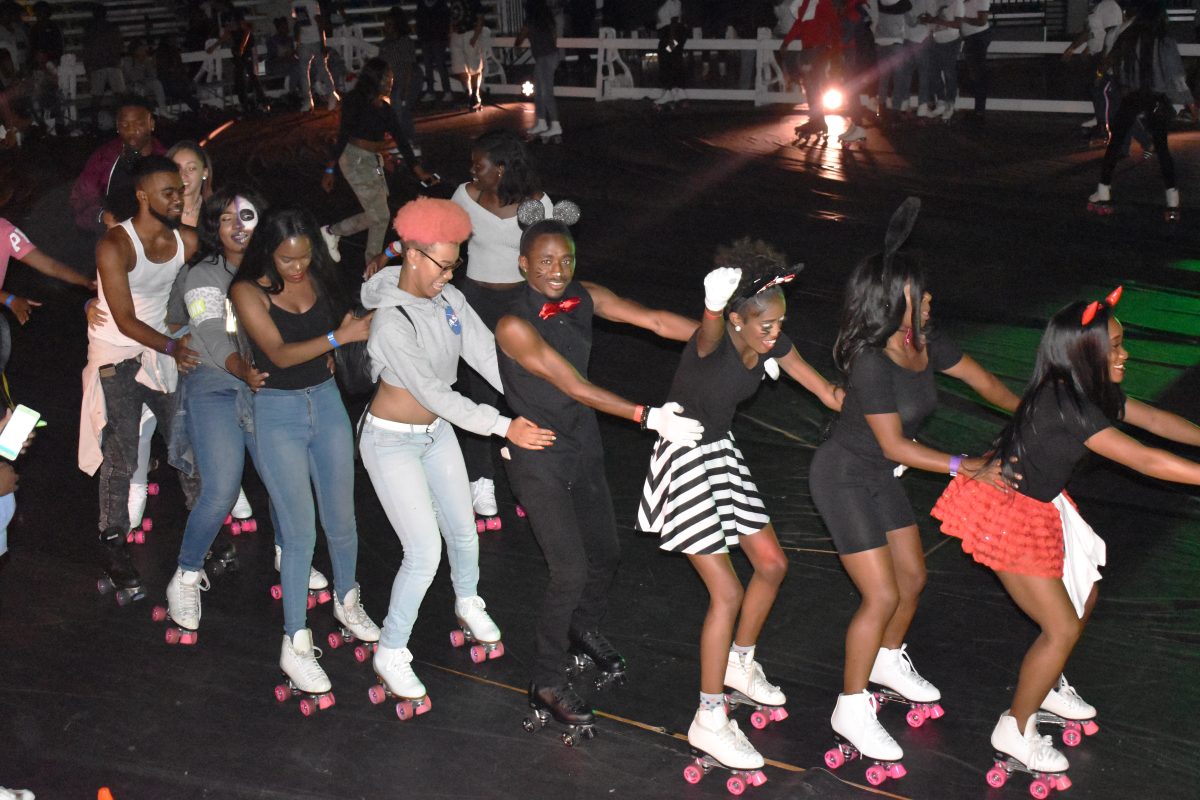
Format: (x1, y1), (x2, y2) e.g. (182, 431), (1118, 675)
(53, 29), (1200, 118)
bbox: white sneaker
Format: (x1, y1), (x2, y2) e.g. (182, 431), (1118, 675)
(671, 87), (686, 102)
(540, 121), (562, 140)
(991, 712), (1069, 773)
(374, 645), (426, 699)
(528, 118), (548, 135)
(838, 125), (867, 143)
(869, 644), (941, 703)
(1040, 675), (1095, 720)
(420, 91), (435, 102)
(688, 705), (765, 770)
(455, 595), (501, 642)
(470, 478), (498, 517)
(320, 224), (341, 263)
(232, 487), (252, 519)
(831, 690), (903, 762)
(916, 103), (936, 118)
(274, 544), (329, 592)
(280, 629), (331, 693)
(1089, 183), (1112, 204)
(333, 585), (380, 642)
(653, 89), (674, 105)
(0, 788), (35, 800)
(725, 647), (786, 706)
(166, 567), (209, 631)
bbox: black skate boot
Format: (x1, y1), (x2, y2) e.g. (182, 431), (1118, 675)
(205, 532), (239, 577)
(523, 681), (596, 746)
(792, 118), (829, 145)
(97, 526), (145, 605)
(567, 628), (628, 690)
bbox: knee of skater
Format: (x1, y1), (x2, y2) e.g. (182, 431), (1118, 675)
(898, 565), (927, 600)
(710, 582), (744, 612)
(401, 543), (443, 580)
(1047, 616), (1084, 648)
(758, 554), (788, 586)
(863, 586), (901, 619)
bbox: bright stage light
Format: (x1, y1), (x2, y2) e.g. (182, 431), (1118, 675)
(522, 81), (535, 97)
(822, 88), (844, 111)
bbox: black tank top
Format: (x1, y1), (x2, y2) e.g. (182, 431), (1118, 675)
(498, 281), (601, 461)
(249, 287), (336, 390)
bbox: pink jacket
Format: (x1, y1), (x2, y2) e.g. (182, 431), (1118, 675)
(69, 138), (166, 230)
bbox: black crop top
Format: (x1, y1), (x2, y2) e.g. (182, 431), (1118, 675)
(248, 289), (336, 390)
(1012, 387), (1120, 502)
(332, 92), (418, 168)
(828, 329), (964, 467)
(668, 330), (793, 445)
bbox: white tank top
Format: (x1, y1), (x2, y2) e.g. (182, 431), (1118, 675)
(92, 219), (185, 347)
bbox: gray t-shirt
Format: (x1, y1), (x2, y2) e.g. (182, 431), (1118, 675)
(168, 254), (240, 372)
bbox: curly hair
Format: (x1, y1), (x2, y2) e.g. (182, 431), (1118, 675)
(472, 129), (541, 206)
(719, 238), (791, 317)
(393, 197), (472, 247)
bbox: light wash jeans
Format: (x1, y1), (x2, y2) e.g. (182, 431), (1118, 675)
(254, 378), (358, 637)
(932, 38), (961, 106)
(895, 37), (934, 108)
(359, 415), (480, 650)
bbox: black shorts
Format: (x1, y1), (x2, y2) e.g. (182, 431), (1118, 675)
(808, 439), (916, 555)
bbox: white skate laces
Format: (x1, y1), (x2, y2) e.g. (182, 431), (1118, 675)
(375, 645), (427, 698)
(1041, 674), (1096, 720)
(832, 690), (903, 762)
(725, 650), (786, 706)
(281, 629), (331, 693)
(455, 595), (501, 642)
(334, 586), (380, 642)
(870, 644), (941, 703)
(167, 568), (210, 630)
(690, 706), (765, 770)
(470, 478), (498, 517)
(992, 713), (1069, 773)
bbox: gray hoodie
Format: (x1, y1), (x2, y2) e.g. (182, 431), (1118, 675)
(360, 266), (510, 438)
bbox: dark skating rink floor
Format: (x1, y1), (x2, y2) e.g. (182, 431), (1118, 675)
(1, 99), (1198, 800)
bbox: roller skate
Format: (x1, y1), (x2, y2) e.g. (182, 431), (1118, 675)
(837, 124), (867, 146)
(449, 595), (504, 662)
(868, 644), (945, 728)
(369, 645), (432, 720)
(1164, 188), (1181, 223)
(537, 121), (563, 145)
(526, 118), (549, 139)
(471, 478), (501, 532)
(523, 681), (596, 746)
(791, 118), (828, 146)
(125, 478), (158, 544)
(97, 526), (145, 605)
(986, 712), (1071, 797)
(684, 705), (768, 795)
(327, 586), (380, 663)
(724, 647), (788, 730)
(320, 224), (341, 263)
(152, 567), (209, 644)
(204, 533), (239, 578)
(269, 544), (332, 608)
(1036, 674), (1099, 747)
(274, 628), (336, 717)
(225, 488), (257, 535)
(825, 690), (907, 787)
(1087, 183), (1114, 216)
(565, 627), (627, 690)
(125, 516), (153, 544)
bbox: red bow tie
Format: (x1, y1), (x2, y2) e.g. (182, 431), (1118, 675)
(539, 297), (581, 320)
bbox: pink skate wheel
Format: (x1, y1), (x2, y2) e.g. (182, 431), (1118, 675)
(165, 628), (180, 644)
(319, 692), (335, 709)
(750, 710), (768, 729)
(299, 698), (316, 716)
(824, 747), (845, 769)
(241, 519), (257, 533)
(316, 590), (332, 605)
(134, 531), (146, 544)
(151, 606), (167, 622)
(449, 629), (466, 647)
(682, 764), (702, 784)
(1062, 728), (1081, 747)
(476, 519), (486, 534)
(270, 584), (283, 600)
(865, 765), (886, 786)
(274, 685), (290, 702)
(327, 632), (342, 649)
(181, 631), (198, 645)
(516, 505), (526, 518)
(485, 517), (502, 531)
(469, 645), (487, 664)
(770, 707), (788, 722)
(306, 595), (317, 610)
(929, 703), (945, 719)
(368, 685), (387, 704)
(147, 483), (160, 496)
(905, 708), (925, 728)
(488, 642), (505, 659)
(1081, 720), (1099, 736)
(142, 518), (153, 532)
(230, 521), (242, 536)
(353, 645), (371, 663)
(749, 771), (767, 787)
(395, 700), (413, 720)
(416, 696), (431, 714)
(1054, 775), (1071, 791)
(885, 763), (906, 779)
(224, 515), (233, 525)
(986, 767), (1007, 788)
(115, 591), (132, 606)
(1028, 778), (1050, 799)
(726, 775), (746, 796)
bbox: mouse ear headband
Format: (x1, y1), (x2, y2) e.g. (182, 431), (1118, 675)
(517, 199), (582, 228)
(883, 197), (921, 268)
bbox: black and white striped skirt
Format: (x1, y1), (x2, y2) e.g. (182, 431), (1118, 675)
(636, 433), (770, 554)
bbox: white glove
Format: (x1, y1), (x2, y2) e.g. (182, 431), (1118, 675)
(703, 267), (742, 313)
(646, 402), (704, 447)
(763, 357), (780, 381)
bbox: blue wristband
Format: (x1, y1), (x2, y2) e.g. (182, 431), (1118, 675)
(324, 167), (335, 174)
(384, 242), (401, 259)
(4, 295), (13, 308)
(327, 331), (340, 349)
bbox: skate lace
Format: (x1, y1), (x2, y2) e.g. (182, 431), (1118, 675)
(716, 718), (760, 758)
(294, 643), (327, 683)
(862, 699), (900, 750)
(340, 592), (370, 626)
(178, 572), (210, 619)
(578, 630), (619, 660)
(748, 660), (781, 696)
(1026, 728), (1062, 767)
(1054, 676), (1088, 712)
(458, 596), (496, 628)
(553, 684), (589, 714)
(896, 645), (934, 690)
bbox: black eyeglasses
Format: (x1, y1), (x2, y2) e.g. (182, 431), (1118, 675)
(411, 247), (463, 273)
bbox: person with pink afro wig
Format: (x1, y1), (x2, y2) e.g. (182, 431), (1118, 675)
(355, 197), (555, 709)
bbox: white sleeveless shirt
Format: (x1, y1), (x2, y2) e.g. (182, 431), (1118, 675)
(92, 219), (185, 347)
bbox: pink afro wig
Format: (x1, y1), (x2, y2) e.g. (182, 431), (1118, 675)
(392, 197), (472, 245)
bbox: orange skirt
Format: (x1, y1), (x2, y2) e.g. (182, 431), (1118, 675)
(931, 475), (1068, 578)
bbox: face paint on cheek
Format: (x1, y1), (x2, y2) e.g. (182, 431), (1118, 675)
(234, 196), (259, 234)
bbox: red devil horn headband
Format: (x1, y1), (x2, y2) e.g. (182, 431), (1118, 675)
(1080, 285), (1123, 326)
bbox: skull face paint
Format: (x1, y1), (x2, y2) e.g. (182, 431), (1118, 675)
(233, 196), (259, 246)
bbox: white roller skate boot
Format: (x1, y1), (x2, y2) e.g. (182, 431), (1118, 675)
(869, 644), (944, 726)
(232, 488), (252, 519)
(827, 690), (905, 783)
(1087, 183), (1113, 215)
(1038, 674), (1099, 745)
(164, 567), (209, 632)
(724, 647), (788, 729)
(452, 595), (505, 661)
(539, 121), (563, 143)
(320, 224), (341, 262)
(470, 478), (498, 517)
(653, 88), (674, 106)
(1165, 187), (1181, 222)
(330, 586), (380, 659)
(370, 645), (432, 718)
(688, 704), (765, 771)
(528, 118), (548, 136)
(276, 628), (335, 715)
(991, 712), (1069, 773)
(273, 544), (331, 605)
(838, 124), (867, 143)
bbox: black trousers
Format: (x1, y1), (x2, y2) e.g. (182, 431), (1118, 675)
(1100, 91), (1175, 189)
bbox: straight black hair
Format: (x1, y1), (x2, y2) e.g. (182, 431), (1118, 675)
(189, 184), (268, 266)
(231, 206), (348, 314)
(833, 251), (926, 375)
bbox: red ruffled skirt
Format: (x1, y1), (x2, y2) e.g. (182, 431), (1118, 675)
(931, 475), (1068, 578)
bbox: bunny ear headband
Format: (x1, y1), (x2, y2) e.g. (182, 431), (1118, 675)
(883, 196), (921, 267)
(517, 199), (582, 228)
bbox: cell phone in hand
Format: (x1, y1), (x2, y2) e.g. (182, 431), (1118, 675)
(0, 404), (39, 460)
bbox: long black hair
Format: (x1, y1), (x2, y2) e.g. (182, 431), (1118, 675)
(231, 206), (348, 313)
(473, 129), (541, 207)
(349, 56), (391, 100)
(188, 184), (268, 266)
(833, 251), (927, 375)
(993, 300), (1126, 479)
